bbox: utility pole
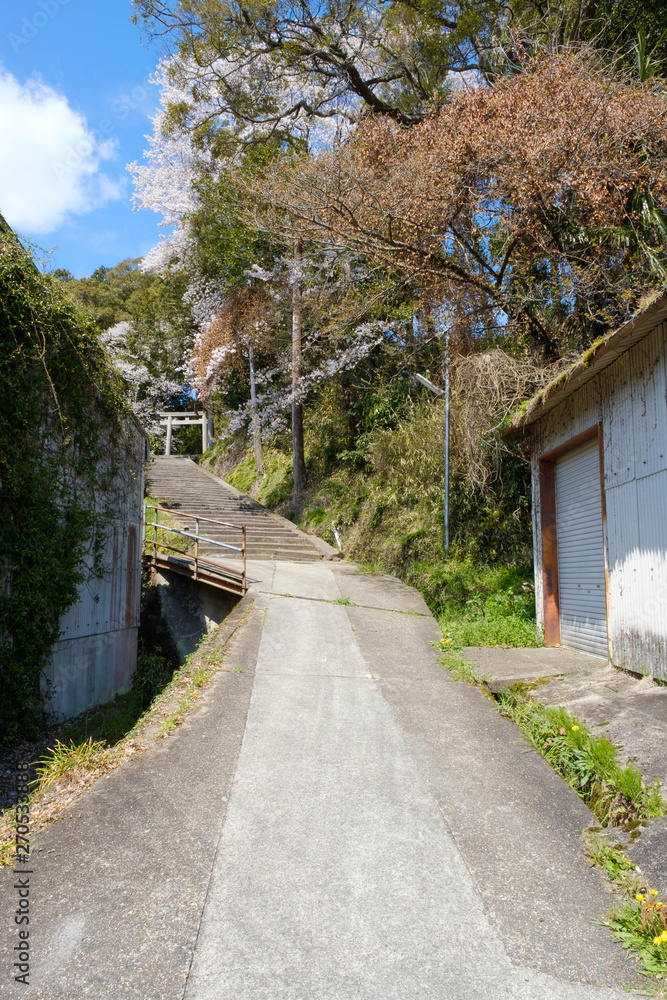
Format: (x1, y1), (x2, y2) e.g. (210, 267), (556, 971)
(291, 246), (306, 496)
(248, 341), (264, 478)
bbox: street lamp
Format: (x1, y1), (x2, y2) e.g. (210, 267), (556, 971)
(413, 360), (450, 556)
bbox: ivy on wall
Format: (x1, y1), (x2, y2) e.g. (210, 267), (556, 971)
(0, 224), (128, 744)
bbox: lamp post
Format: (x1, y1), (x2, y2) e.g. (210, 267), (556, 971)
(413, 354), (450, 556)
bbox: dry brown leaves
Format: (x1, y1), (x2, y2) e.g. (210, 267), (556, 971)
(0, 741), (144, 867)
(253, 49), (667, 352)
(193, 285), (273, 406)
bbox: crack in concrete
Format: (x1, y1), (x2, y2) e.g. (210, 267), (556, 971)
(254, 589), (430, 616)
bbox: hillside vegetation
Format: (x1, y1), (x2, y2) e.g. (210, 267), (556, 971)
(205, 378), (542, 648)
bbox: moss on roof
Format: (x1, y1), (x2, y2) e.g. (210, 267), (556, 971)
(503, 290), (667, 435)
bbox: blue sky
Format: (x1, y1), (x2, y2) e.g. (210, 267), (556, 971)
(0, 0), (169, 277)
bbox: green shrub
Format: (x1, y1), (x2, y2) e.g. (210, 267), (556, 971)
(133, 649), (173, 709)
(438, 585), (541, 647)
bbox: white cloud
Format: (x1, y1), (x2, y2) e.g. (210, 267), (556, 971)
(0, 69), (122, 233)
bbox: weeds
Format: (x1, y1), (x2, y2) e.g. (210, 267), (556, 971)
(422, 565), (542, 648)
(0, 602), (251, 867)
(444, 649), (667, 982)
(133, 649), (174, 709)
(586, 833), (667, 985)
(439, 592), (543, 647)
(608, 892), (667, 978)
(440, 652), (490, 687)
(441, 651), (665, 827)
(497, 690), (665, 826)
(33, 738), (107, 793)
(586, 834), (642, 892)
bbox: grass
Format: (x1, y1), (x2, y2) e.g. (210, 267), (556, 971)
(442, 651), (667, 986)
(62, 688), (147, 747)
(59, 648), (177, 748)
(586, 835), (667, 988)
(411, 560), (543, 648)
(439, 651), (493, 688)
(0, 603), (250, 867)
(223, 447), (294, 507)
(32, 737), (108, 793)
(439, 654), (665, 827)
(608, 892), (667, 980)
(586, 834), (643, 892)
(496, 688), (665, 827)
(438, 588), (543, 648)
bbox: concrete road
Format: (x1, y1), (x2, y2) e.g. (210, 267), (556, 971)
(0, 562), (638, 998)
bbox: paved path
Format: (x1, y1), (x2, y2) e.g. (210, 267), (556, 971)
(0, 562), (639, 998)
(464, 644), (667, 895)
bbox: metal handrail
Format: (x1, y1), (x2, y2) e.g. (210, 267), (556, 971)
(146, 504), (244, 531)
(154, 522), (242, 552)
(143, 505), (247, 594)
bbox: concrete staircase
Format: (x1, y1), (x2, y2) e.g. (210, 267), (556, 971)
(146, 457), (332, 562)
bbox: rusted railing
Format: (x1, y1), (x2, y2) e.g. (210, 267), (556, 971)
(143, 505), (246, 595)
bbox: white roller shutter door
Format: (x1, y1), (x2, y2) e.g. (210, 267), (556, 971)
(555, 439), (608, 657)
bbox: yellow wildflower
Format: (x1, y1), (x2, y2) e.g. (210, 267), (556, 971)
(636, 894), (645, 902)
(655, 936), (663, 945)
(571, 725), (579, 731)
(649, 889), (658, 896)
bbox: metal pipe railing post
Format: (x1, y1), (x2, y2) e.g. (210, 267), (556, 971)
(195, 517), (199, 580)
(153, 508), (158, 563)
(242, 526), (247, 593)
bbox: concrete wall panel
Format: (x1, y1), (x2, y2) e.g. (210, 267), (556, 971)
(44, 418), (147, 719)
(42, 627), (139, 721)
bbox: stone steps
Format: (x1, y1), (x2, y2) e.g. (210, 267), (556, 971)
(146, 456), (327, 562)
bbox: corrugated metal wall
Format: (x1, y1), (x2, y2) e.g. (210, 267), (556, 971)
(554, 440), (608, 657)
(532, 322), (667, 679)
(42, 420), (147, 719)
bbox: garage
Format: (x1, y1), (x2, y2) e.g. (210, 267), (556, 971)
(554, 439), (608, 657)
(506, 291), (667, 679)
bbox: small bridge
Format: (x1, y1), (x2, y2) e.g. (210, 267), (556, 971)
(143, 504), (247, 597)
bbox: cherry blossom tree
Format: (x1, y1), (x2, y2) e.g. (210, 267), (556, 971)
(101, 321), (183, 432)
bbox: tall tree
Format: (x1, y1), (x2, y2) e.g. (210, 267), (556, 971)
(132, 0), (667, 150)
(252, 50), (667, 359)
(291, 246), (306, 494)
(132, 0), (485, 142)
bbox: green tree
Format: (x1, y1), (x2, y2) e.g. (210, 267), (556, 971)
(132, 0), (667, 155)
(63, 259), (195, 383)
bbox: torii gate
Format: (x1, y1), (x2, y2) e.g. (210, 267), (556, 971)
(158, 411), (209, 456)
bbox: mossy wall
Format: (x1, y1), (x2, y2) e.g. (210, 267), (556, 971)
(0, 228), (131, 743)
